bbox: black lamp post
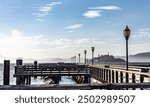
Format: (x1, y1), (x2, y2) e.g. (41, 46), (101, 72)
(84, 50), (87, 65)
(123, 25), (130, 70)
(78, 53), (80, 64)
(91, 47), (95, 65)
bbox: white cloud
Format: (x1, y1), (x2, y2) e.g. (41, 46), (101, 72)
(83, 5), (121, 18)
(68, 31), (75, 33)
(131, 28), (150, 39)
(11, 29), (23, 36)
(89, 6), (121, 10)
(33, 2), (62, 21)
(39, 2), (61, 12)
(35, 18), (45, 22)
(83, 10), (102, 18)
(139, 28), (150, 32)
(64, 24), (83, 29)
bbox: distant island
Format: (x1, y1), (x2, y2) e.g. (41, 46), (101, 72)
(88, 53), (125, 64)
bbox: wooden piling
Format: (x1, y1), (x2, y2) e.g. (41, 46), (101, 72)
(3, 60), (10, 85)
(34, 60), (37, 70)
(16, 59), (23, 66)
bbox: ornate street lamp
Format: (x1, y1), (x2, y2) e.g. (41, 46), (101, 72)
(123, 25), (130, 70)
(84, 50), (87, 65)
(91, 47), (95, 65)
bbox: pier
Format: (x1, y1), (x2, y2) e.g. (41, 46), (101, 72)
(0, 59), (150, 90)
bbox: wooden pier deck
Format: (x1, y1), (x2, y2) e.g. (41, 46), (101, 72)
(1, 59), (150, 90)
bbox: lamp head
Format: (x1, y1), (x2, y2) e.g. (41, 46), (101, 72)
(123, 25), (130, 40)
(91, 47), (95, 52)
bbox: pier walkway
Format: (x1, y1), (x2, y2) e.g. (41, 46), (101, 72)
(1, 59), (150, 90)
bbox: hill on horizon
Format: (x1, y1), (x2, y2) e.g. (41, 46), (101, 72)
(1, 51), (150, 63)
(130, 52), (150, 57)
(118, 52), (150, 62)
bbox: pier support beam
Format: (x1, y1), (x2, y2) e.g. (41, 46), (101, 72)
(26, 77), (31, 85)
(84, 76), (91, 83)
(52, 76), (59, 84)
(3, 60), (10, 85)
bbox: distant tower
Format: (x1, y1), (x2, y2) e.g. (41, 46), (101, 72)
(108, 52), (109, 56)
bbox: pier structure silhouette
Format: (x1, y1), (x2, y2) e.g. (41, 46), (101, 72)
(1, 58), (150, 90)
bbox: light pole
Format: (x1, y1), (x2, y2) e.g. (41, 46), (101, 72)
(84, 50), (87, 65)
(74, 56), (76, 63)
(71, 57), (72, 63)
(78, 53), (80, 64)
(123, 25), (130, 70)
(91, 47), (95, 65)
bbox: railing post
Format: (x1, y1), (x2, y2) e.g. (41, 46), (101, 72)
(109, 70), (111, 83)
(106, 69), (108, 82)
(125, 72), (129, 90)
(116, 71), (118, 83)
(120, 72), (123, 83)
(112, 70), (114, 83)
(140, 68), (147, 90)
(102, 69), (104, 81)
(132, 73), (136, 90)
(140, 75), (144, 90)
(104, 69), (106, 81)
(3, 60), (10, 85)
(125, 73), (129, 83)
(99, 68), (102, 79)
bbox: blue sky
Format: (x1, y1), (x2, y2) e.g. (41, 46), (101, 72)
(0, 0), (150, 60)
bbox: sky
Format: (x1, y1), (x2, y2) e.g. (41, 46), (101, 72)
(0, 0), (150, 60)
